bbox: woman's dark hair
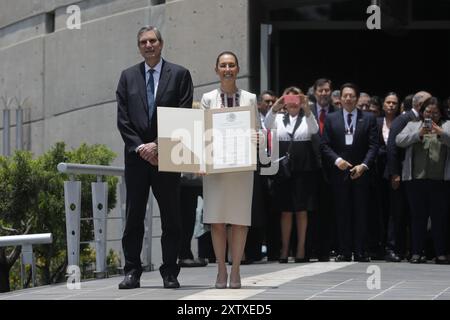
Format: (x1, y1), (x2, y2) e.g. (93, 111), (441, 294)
(215, 51), (239, 68)
(370, 96), (382, 108)
(419, 96), (448, 120)
(340, 83), (360, 99)
(384, 92), (399, 102)
(402, 94), (414, 112)
(383, 92), (400, 116)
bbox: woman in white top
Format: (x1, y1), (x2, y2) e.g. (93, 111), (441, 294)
(200, 51), (259, 288)
(264, 86), (319, 263)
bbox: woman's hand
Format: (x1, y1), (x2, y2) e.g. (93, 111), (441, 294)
(271, 96), (285, 113)
(195, 171), (207, 177)
(432, 122), (444, 135)
(419, 125), (430, 137)
(251, 130), (259, 145)
(300, 95), (311, 116)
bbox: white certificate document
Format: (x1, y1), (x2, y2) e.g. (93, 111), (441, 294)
(211, 110), (252, 169)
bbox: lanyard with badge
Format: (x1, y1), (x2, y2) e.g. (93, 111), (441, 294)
(345, 113), (354, 145)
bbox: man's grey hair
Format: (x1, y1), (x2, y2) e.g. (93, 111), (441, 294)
(331, 90), (340, 98)
(137, 26), (163, 46)
(412, 94), (423, 108)
(360, 92), (370, 98)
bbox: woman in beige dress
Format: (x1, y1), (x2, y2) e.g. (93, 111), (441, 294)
(200, 51), (258, 289)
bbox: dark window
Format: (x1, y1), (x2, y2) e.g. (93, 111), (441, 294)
(45, 11), (55, 33)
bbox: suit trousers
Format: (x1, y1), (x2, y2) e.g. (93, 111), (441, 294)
(307, 170), (335, 259)
(405, 179), (449, 256)
(179, 185), (202, 260)
(122, 155), (181, 278)
(386, 181), (409, 256)
(331, 172), (370, 256)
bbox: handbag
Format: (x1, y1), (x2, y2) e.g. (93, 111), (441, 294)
(279, 154), (292, 179)
(276, 114), (302, 181)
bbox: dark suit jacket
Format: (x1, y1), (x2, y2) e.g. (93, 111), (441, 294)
(376, 117), (388, 179)
(386, 110), (417, 178)
(320, 109), (379, 179)
(310, 103), (336, 169)
(117, 60), (194, 157)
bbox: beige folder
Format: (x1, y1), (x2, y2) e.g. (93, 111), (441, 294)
(157, 106), (257, 174)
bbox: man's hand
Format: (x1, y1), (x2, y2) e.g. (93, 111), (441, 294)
(138, 142), (158, 163)
(391, 175), (401, 190)
(349, 164), (367, 180)
(148, 154), (158, 166)
(337, 159), (353, 171)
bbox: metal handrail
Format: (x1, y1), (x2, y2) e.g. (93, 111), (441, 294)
(57, 162), (124, 176)
(57, 162), (155, 279)
(0, 233), (53, 288)
(0, 233), (52, 247)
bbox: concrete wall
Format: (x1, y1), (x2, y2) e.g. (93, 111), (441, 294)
(0, 0), (255, 271)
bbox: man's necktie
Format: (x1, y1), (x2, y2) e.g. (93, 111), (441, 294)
(147, 69), (155, 121)
(347, 113), (353, 134)
(319, 108), (326, 135)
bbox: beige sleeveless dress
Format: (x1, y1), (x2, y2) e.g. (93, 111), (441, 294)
(200, 88), (258, 226)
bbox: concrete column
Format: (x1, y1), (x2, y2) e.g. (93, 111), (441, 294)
(64, 180), (81, 268)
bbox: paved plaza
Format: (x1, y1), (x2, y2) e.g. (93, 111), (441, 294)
(1, 260), (449, 301)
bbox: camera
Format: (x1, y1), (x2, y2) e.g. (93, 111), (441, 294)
(284, 94), (300, 105)
(423, 118), (432, 130)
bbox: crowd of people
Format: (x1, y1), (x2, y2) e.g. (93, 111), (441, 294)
(117, 25), (450, 290)
(240, 81), (450, 266)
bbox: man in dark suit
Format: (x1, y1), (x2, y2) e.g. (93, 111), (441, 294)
(117, 26), (194, 289)
(308, 78), (336, 262)
(386, 91), (431, 262)
(320, 83), (378, 262)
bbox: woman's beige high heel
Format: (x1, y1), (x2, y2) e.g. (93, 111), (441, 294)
(229, 274), (241, 289)
(215, 273), (228, 289)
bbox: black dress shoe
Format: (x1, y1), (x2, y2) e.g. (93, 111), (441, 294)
(118, 273), (140, 289)
(410, 254), (426, 264)
(335, 254), (352, 262)
(279, 258), (288, 263)
(294, 257), (310, 263)
(354, 254), (370, 262)
(178, 258), (208, 267)
(410, 254), (420, 263)
(163, 275), (180, 289)
(385, 252), (401, 262)
(435, 256), (449, 265)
